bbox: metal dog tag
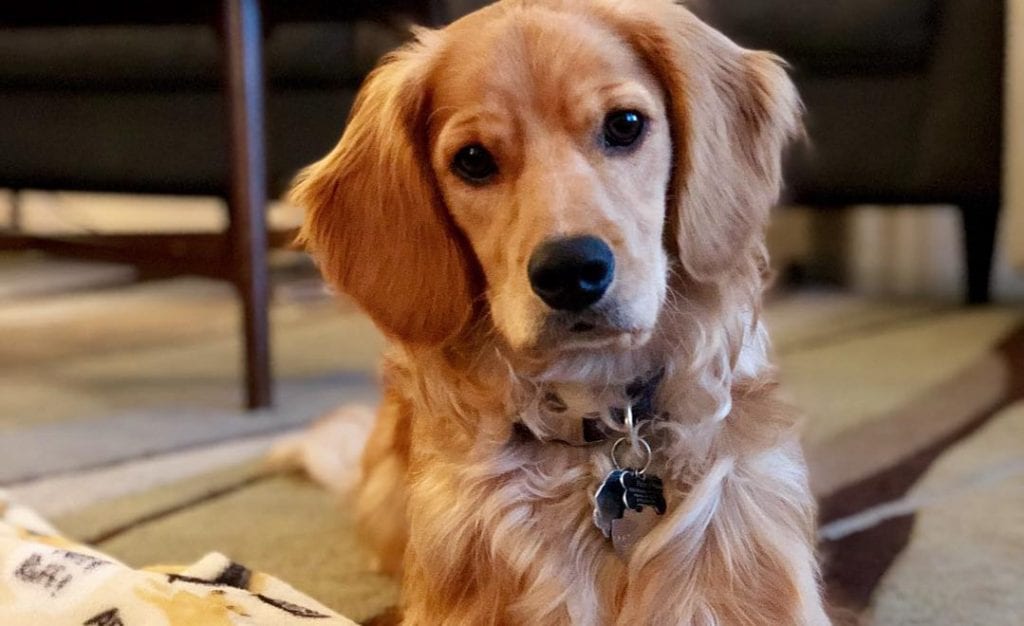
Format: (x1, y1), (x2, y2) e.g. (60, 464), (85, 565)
(594, 410), (668, 551)
(611, 506), (662, 558)
(593, 469), (628, 538)
(610, 472), (665, 556)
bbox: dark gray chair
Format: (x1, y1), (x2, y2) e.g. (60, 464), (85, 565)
(690, 0), (1005, 303)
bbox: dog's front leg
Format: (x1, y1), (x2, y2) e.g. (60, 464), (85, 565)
(355, 389), (413, 576)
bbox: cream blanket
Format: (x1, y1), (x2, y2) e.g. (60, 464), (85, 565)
(0, 492), (356, 626)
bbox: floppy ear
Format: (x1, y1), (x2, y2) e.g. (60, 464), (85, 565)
(290, 32), (478, 345)
(597, 1), (802, 281)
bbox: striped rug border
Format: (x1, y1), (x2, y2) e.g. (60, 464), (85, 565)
(816, 323), (1024, 611)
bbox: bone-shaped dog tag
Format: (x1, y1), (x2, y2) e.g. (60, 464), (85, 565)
(621, 471), (667, 514)
(593, 469), (628, 538)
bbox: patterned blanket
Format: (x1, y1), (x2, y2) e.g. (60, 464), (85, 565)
(0, 492), (356, 626)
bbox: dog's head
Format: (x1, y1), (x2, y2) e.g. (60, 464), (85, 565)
(292, 0), (800, 360)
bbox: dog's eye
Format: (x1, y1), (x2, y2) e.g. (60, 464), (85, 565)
(452, 144), (497, 183)
(603, 110), (645, 148)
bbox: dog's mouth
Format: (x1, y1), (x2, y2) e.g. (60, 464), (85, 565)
(539, 308), (652, 353)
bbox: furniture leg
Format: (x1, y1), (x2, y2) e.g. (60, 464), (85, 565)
(959, 199), (1000, 305)
(222, 0), (272, 409)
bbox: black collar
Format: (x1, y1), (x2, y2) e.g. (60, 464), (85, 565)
(513, 369), (665, 447)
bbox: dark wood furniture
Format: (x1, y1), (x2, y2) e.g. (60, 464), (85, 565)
(0, 1), (440, 409)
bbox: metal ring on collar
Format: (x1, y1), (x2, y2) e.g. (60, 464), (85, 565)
(611, 436), (652, 474)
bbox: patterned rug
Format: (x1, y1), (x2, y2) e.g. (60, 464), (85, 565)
(3, 280), (1022, 624)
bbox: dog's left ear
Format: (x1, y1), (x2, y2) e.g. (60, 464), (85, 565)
(289, 31), (479, 346)
(598, 1), (802, 281)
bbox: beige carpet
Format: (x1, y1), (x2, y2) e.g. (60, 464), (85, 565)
(868, 401), (1024, 625)
(1, 277), (1018, 623)
(0, 253), (384, 483)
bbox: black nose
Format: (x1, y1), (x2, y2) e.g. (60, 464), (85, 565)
(528, 235), (615, 311)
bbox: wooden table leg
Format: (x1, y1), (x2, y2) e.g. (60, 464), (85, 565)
(222, 0), (272, 409)
(959, 199), (1000, 305)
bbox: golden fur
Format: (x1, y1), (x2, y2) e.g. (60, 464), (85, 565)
(288, 0), (828, 623)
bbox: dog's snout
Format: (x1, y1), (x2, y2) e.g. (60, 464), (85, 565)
(527, 235), (615, 311)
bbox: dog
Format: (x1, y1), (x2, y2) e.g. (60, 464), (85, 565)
(287, 0), (828, 623)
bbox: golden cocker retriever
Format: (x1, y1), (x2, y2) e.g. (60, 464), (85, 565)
(288, 0), (828, 623)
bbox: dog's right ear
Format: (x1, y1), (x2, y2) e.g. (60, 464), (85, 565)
(290, 31), (478, 346)
(594, 0), (802, 283)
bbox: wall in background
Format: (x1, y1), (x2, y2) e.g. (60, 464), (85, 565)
(1, 191), (302, 235)
(769, 205), (1024, 302)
